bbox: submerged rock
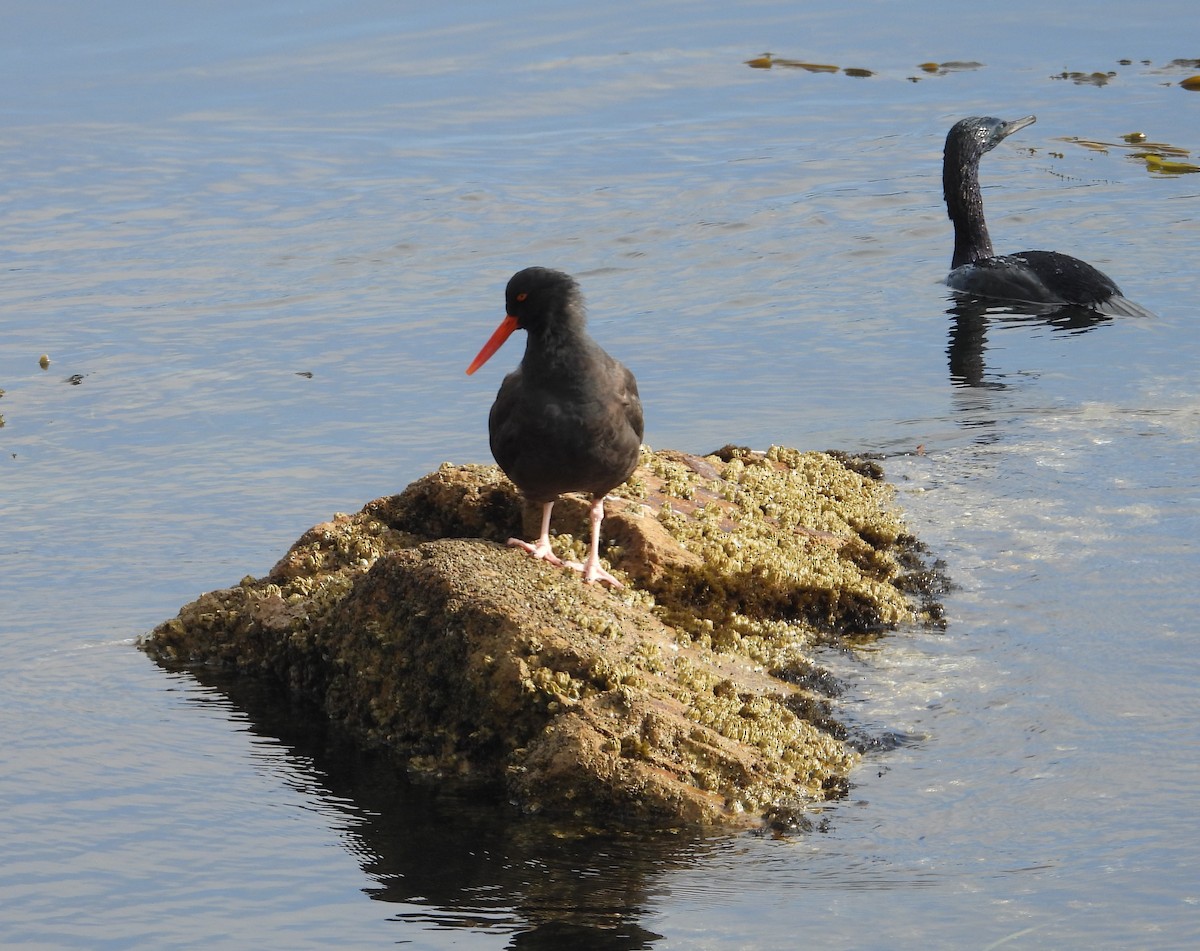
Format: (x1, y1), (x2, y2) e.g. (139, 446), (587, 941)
(141, 446), (938, 828)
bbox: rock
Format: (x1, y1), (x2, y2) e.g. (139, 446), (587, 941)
(140, 446), (938, 828)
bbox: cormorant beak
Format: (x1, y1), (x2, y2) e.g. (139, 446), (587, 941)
(1002, 115), (1037, 139)
(466, 314), (520, 375)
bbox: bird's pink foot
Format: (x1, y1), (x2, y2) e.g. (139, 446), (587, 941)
(506, 536), (564, 566)
(564, 555), (624, 589)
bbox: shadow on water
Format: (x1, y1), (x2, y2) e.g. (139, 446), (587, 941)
(175, 666), (718, 951)
(945, 296), (1112, 388)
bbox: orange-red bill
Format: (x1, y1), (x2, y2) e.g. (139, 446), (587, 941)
(466, 314), (519, 375)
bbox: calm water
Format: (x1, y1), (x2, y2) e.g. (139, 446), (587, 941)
(2, 1), (1198, 948)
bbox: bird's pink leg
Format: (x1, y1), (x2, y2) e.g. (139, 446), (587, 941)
(507, 501), (564, 565)
(566, 496), (623, 588)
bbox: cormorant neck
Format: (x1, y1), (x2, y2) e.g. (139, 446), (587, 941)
(944, 149), (994, 269)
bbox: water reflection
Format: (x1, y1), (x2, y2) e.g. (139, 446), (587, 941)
(176, 666), (715, 950)
(945, 296), (1112, 388)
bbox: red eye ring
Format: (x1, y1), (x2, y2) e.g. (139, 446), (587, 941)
(516, 292), (528, 302)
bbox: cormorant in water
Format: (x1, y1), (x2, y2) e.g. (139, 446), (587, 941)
(943, 115), (1153, 317)
(466, 267), (644, 588)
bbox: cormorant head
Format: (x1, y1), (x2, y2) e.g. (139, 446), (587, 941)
(947, 115), (1037, 162)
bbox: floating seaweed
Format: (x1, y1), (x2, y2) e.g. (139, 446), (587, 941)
(1141, 154), (1200, 174)
(1055, 130), (1197, 176)
(784, 61), (840, 73)
(1053, 70), (1117, 86)
(743, 53), (870, 76)
(1065, 138), (1112, 154)
(916, 61), (984, 75)
(1060, 135), (1190, 157)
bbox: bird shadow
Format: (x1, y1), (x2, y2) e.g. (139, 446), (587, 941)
(945, 294), (1113, 388)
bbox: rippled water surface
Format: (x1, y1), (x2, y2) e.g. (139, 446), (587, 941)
(3, 1), (1198, 948)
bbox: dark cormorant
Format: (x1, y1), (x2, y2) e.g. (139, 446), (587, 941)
(466, 267), (644, 588)
(943, 115), (1153, 317)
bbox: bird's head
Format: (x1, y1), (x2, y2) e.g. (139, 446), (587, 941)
(503, 267), (581, 333)
(948, 114), (1037, 160)
(466, 267), (584, 375)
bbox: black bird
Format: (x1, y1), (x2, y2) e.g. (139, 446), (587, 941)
(943, 115), (1153, 317)
(466, 267), (644, 588)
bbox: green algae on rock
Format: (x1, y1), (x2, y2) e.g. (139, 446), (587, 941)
(140, 446), (938, 828)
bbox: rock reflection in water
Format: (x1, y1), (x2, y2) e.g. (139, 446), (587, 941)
(177, 668), (716, 950)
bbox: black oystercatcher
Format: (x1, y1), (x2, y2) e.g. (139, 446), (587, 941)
(943, 115), (1153, 316)
(466, 267), (644, 588)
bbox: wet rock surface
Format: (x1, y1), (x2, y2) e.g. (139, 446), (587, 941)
(141, 446), (940, 828)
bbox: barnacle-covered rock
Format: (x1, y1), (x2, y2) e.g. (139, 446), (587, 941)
(141, 446), (939, 828)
